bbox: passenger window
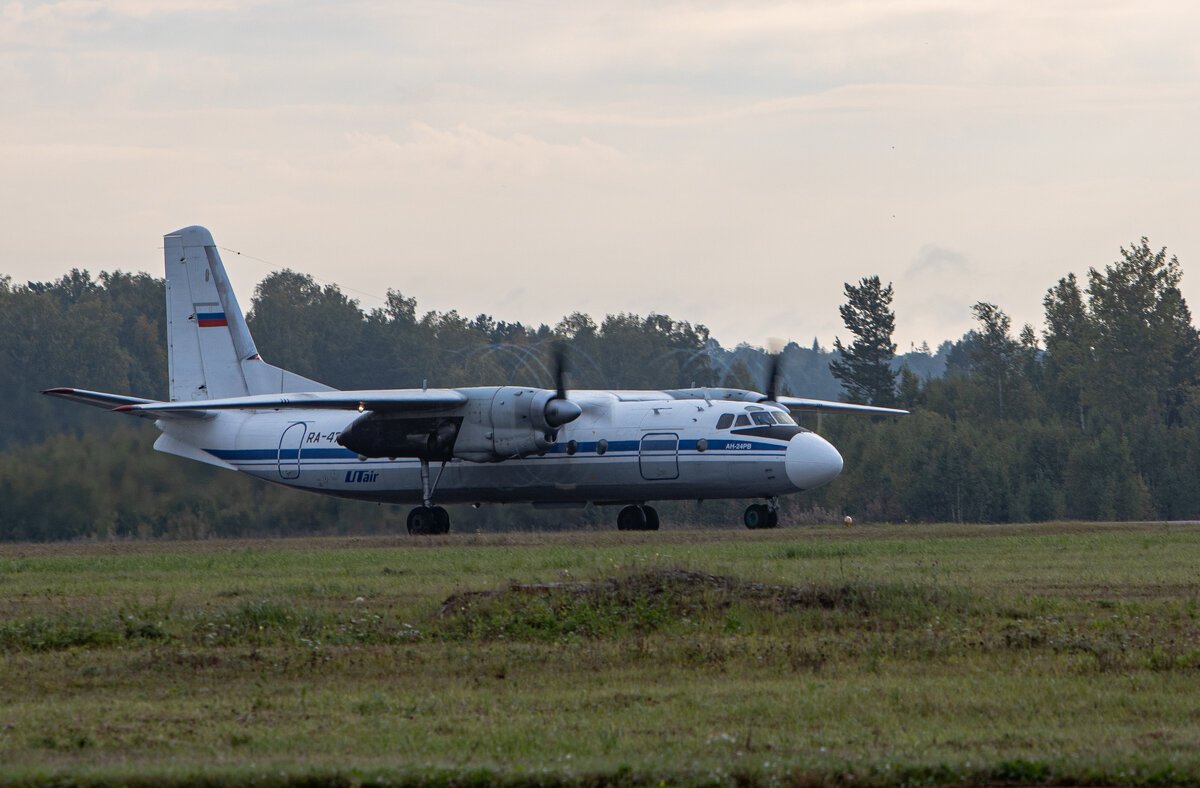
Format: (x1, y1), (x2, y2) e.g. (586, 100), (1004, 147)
(734, 414), (750, 427)
(716, 413), (734, 430)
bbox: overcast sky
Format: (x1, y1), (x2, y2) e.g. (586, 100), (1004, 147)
(3, 0), (1198, 354)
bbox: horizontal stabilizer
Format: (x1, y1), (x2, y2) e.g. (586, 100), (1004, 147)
(43, 387), (153, 410)
(114, 388), (469, 414)
(43, 388), (165, 420)
(42, 388), (211, 420)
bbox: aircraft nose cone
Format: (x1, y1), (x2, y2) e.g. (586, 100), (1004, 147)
(785, 432), (843, 490)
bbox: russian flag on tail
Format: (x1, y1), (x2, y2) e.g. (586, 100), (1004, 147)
(197, 311), (228, 327)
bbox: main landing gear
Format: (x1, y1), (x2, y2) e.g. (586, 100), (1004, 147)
(407, 458), (451, 535)
(617, 504), (660, 531)
(407, 505), (449, 535)
(613, 500), (776, 531)
(743, 499), (780, 530)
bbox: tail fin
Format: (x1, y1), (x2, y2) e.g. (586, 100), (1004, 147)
(164, 226), (335, 400)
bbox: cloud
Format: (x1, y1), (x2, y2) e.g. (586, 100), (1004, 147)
(0, 1), (102, 45)
(0, 0), (268, 45)
(349, 0), (1200, 98)
(341, 124), (630, 182)
(893, 245), (984, 343)
(100, 0), (264, 17)
(903, 244), (972, 280)
(1, 0), (1198, 352)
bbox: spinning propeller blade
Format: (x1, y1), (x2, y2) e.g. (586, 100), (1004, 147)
(764, 337), (785, 402)
(553, 340), (568, 401)
(544, 340), (581, 428)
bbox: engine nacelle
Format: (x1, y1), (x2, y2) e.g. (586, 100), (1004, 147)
(452, 386), (579, 462)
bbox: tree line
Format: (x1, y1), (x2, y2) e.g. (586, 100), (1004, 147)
(815, 239), (1200, 522)
(1, 236), (1195, 539)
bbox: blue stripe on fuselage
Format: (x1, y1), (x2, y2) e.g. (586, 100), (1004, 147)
(208, 437), (788, 465)
(207, 447), (360, 461)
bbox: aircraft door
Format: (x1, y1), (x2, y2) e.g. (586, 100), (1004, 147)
(278, 422), (306, 480)
(639, 433), (679, 480)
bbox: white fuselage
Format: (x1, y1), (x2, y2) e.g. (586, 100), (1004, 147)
(161, 390), (843, 506)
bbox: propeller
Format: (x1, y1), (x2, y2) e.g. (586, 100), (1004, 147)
(553, 340), (568, 401)
(543, 340), (582, 428)
(763, 337), (785, 402)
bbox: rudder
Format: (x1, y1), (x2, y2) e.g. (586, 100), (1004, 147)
(164, 226), (334, 400)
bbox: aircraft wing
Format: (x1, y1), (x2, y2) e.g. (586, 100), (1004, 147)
(775, 396), (909, 416)
(110, 389), (469, 415)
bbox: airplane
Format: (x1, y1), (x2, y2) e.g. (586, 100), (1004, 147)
(44, 226), (908, 534)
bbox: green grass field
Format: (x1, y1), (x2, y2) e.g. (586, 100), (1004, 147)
(2, 522), (1199, 787)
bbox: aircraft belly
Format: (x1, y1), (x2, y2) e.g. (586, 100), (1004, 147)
(223, 415), (796, 505)
(243, 449), (793, 505)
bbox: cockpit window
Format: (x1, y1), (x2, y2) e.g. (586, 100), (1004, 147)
(773, 411), (797, 425)
(750, 411), (776, 426)
(734, 414), (750, 427)
(716, 413), (734, 430)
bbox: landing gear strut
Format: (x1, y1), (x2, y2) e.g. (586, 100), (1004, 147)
(407, 458), (450, 535)
(743, 499), (779, 530)
(617, 504), (660, 531)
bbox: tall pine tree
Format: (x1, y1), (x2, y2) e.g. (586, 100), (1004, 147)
(830, 275), (898, 406)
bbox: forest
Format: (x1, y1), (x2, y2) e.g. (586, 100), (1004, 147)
(2, 237), (1197, 540)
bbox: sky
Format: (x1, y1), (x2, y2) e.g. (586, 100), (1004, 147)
(2, 0), (1198, 354)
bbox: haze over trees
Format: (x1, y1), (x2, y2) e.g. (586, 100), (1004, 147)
(2, 237), (1198, 540)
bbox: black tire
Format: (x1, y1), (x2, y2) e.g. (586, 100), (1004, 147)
(407, 507), (436, 535)
(432, 506), (451, 535)
(640, 505), (660, 531)
(765, 508), (779, 529)
(743, 503), (768, 529)
(617, 504), (646, 531)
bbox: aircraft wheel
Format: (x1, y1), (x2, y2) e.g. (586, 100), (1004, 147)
(743, 503), (770, 530)
(617, 504), (646, 531)
(765, 508), (779, 529)
(640, 505), (660, 531)
(407, 506), (437, 536)
(431, 505), (451, 534)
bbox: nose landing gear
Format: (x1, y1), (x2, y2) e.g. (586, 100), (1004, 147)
(743, 499), (779, 529)
(617, 504), (660, 531)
